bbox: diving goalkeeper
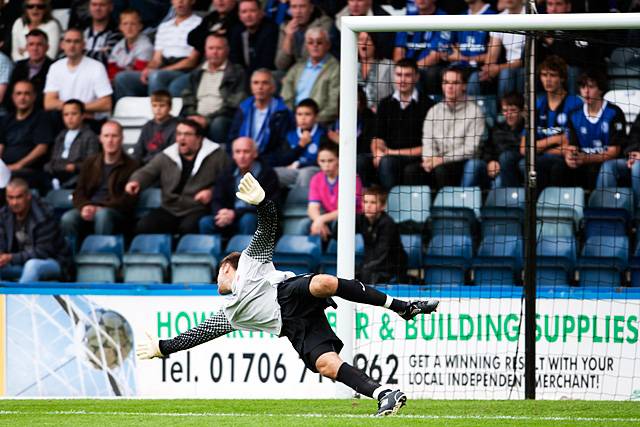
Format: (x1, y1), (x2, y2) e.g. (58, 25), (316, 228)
(137, 173), (439, 416)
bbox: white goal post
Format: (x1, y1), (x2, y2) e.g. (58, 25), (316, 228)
(335, 12), (640, 398)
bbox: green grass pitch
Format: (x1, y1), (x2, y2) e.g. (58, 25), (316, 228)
(1, 399), (639, 426)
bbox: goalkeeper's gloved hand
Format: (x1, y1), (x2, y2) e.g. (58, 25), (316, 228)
(136, 331), (163, 360)
(236, 172), (265, 205)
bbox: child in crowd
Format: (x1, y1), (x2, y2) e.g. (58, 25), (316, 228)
(107, 9), (153, 81)
(356, 185), (408, 285)
(44, 99), (100, 189)
(132, 90), (178, 164)
(275, 98), (326, 189)
(308, 142), (362, 241)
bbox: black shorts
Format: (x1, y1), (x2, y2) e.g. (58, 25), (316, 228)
(277, 274), (344, 372)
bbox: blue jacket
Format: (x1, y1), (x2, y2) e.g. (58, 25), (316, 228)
(280, 125), (327, 168)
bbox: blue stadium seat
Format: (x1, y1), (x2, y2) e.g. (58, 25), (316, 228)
(401, 234), (423, 270)
(481, 187), (524, 238)
(629, 241), (640, 287)
(282, 217), (312, 235)
(474, 95), (498, 130)
(577, 235), (629, 287)
(583, 188), (632, 239)
(536, 220), (575, 238)
(472, 235), (523, 286)
(44, 189), (74, 219)
(431, 187), (482, 237)
(424, 234), (473, 286)
(536, 236), (577, 286)
(537, 187), (584, 231)
(282, 186), (311, 235)
(171, 234), (222, 284)
(225, 234), (253, 255)
(75, 235), (124, 282)
(387, 186), (430, 233)
(123, 234), (171, 283)
(321, 234), (364, 275)
(136, 188), (162, 218)
(273, 235), (322, 274)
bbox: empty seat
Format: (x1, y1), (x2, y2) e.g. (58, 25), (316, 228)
(474, 95), (498, 130)
(44, 189), (74, 219)
(481, 187), (524, 237)
(321, 235), (364, 275)
(431, 187), (482, 237)
(282, 217), (311, 235)
(112, 97), (183, 126)
(629, 241), (640, 287)
(537, 187), (584, 232)
(225, 234), (253, 254)
(387, 186), (431, 233)
(536, 220), (575, 238)
(424, 234), (473, 286)
(583, 187), (632, 239)
(536, 236), (576, 286)
(136, 188), (162, 218)
(604, 90), (640, 128)
(401, 234), (423, 270)
(282, 186), (311, 235)
(577, 235), (629, 287)
(123, 234), (171, 283)
(75, 235), (124, 282)
(273, 235), (322, 274)
(171, 234), (222, 284)
(472, 235), (523, 285)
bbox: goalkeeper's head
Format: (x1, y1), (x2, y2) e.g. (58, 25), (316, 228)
(217, 252), (240, 295)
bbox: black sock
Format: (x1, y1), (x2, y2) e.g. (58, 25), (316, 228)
(336, 362), (381, 398)
(390, 299), (409, 313)
(336, 278), (386, 306)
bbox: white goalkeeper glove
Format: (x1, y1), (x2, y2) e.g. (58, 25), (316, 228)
(236, 172), (265, 206)
(136, 331), (163, 360)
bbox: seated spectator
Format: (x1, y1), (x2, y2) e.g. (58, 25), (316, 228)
(357, 31), (393, 111)
(358, 59), (434, 189)
(274, 98), (325, 189)
(82, 0), (122, 65)
(274, 0), (333, 71)
(308, 142), (362, 241)
(187, 0), (241, 55)
(114, 0), (202, 98)
(181, 33), (246, 145)
(229, 68), (291, 158)
(519, 55), (582, 191)
(132, 90), (178, 164)
(0, 50), (13, 114)
(481, 0), (525, 97)
(125, 118), (230, 235)
(600, 110), (640, 202)
(228, 0), (279, 77)
(44, 99), (100, 189)
(0, 80), (53, 194)
(43, 28), (113, 118)
(327, 87), (377, 157)
(0, 178), (71, 282)
(393, 0), (451, 95)
(554, 70), (626, 189)
(404, 65), (485, 190)
(107, 9), (153, 81)
(356, 185), (407, 285)
(6, 29), (52, 112)
(332, 0), (392, 59)
(281, 27), (340, 125)
(60, 121), (139, 239)
(199, 136), (280, 236)
(11, 0), (61, 61)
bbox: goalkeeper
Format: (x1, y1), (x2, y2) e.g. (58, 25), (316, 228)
(137, 173), (439, 416)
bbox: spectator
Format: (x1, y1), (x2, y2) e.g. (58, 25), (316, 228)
(357, 31), (393, 111)
(327, 87), (377, 158)
(404, 65), (485, 190)
(482, 0), (525, 97)
(199, 136), (280, 236)
(0, 50), (13, 114)
(331, 0), (392, 59)
(229, 68), (291, 158)
(228, 0), (279, 77)
(44, 99), (100, 189)
(43, 28), (113, 118)
(60, 121), (139, 238)
(6, 29), (52, 112)
(114, 0), (202, 97)
(0, 177), (71, 282)
(358, 59), (434, 189)
(281, 27), (340, 125)
(519, 55), (582, 191)
(125, 118), (230, 235)
(308, 142), (363, 241)
(181, 33), (246, 145)
(187, 0), (241, 55)
(107, 9), (153, 81)
(274, 98), (326, 188)
(393, 0), (451, 95)
(82, 0), (122, 65)
(274, 0), (333, 71)
(356, 185), (407, 285)
(132, 90), (179, 164)
(11, 0), (61, 61)
(601, 110), (640, 202)
(556, 70), (626, 189)
(0, 80), (53, 194)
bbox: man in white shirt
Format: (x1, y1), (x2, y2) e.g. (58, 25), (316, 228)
(137, 173), (440, 417)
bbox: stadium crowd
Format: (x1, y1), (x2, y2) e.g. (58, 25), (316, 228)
(0, 0), (639, 284)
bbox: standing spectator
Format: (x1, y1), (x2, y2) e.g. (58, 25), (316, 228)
(43, 28), (113, 118)
(60, 121), (139, 238)
(281, 27), (340, 125)
(6, 29), (52, 112)
(132, 90), (179, 164)
(107, 9), (153, 81)
(11, 0), (61, 61)
(274, 0), (333, 71)
(181, 33), (246, 145)
(0, 178), (71, 282)
(229, 68), (291, 158)
(228, 0), (279, 77)
(82, 0), (122, 65)
(199, 136), (280, 236)
(125, 119), (230, 235)
(358, 59), (434, 189)
(114, 0), (202, 97)
(0, 50), (13, 114)
(357, 31), (393, 111)
(404, 65), (485, 190)
(187, 0), (241, 55)
(44, 99), (100, 189)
